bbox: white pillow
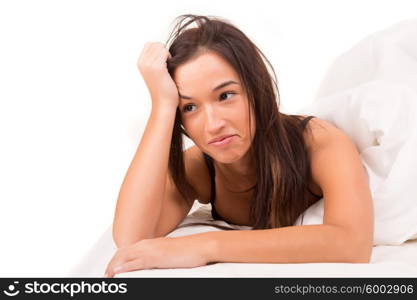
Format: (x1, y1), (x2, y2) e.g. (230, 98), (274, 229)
(295, 19), (417, 246)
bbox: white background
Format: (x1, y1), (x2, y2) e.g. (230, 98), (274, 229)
(0, 0), (416, 277)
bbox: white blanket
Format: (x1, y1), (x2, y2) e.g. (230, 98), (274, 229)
(296, 18), (417, 245)
(69, 19), (417, 277)
(69, 203), (417, 277)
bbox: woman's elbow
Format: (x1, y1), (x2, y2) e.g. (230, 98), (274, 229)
(345, 236), (373, 263)
(336, 226), (373, 263)
(353, 244), (373, 263)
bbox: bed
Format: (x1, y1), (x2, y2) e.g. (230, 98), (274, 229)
(69, 18), (417, 278)
(68, 201), (417, 277)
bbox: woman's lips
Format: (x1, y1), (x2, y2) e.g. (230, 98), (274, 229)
(210, 135), (235, 147)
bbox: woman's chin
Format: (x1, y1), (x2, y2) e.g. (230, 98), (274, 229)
(211, 152), (243, 164)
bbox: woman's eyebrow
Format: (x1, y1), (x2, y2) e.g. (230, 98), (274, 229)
(179, 80), (239, 100)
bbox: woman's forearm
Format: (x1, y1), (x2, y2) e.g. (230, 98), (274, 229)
(112, 105), (177, 248)
(106, 221), (372, 277)
(191, 225), (372, 264)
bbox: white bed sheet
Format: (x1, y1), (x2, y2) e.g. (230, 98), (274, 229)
(69, 202), (417, 278)
(69, 19), (417, 278)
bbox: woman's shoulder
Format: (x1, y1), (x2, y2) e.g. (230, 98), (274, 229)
(301, 115), (346, 152)
(301, 116), (357, 197)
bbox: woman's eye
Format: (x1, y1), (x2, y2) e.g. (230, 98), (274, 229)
(182, 92), (235, 113)
(182, 104), (195, 113)
(219, 91), (235, 101)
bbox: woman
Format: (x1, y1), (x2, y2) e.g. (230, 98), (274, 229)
(104, 14), (373, 277)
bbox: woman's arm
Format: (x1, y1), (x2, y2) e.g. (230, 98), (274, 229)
(112, 107), (177, 248)
(112, 42), (179, 248)
(204, 119), (373, 264)
(107, 222), (367, 277)
(203, 224), (369, 264)
(106, 119), (373, 276)
(186, 122), (374, 264)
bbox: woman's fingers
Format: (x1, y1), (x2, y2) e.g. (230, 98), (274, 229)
(105, 260), (124, 278)
(105, 258), (145, 278)
(104, 245), (144, 277)
(104, 249), (129, 277)
(113, 257), (146, 276)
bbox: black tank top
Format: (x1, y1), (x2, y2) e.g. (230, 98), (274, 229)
(202, 115), (323, 222)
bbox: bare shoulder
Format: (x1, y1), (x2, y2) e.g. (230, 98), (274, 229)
(183, 145), (211, 205)
(303, 116), (365, 184)
(302, 116), (373, 255)
(303, 116), (350, 152)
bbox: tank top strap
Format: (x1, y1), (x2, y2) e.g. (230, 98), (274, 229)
(301, 115), (316, 128)
(202, 153), (223, 220)
(203, 153), (216, 203)
(300, 116), (323, 199)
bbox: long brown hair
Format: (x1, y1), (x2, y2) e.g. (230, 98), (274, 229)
(165, 14), (319, 228)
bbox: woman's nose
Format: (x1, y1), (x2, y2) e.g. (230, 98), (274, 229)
(204, 106), (226, 133)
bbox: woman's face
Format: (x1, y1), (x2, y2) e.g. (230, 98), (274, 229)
(174, 51), (256, 164)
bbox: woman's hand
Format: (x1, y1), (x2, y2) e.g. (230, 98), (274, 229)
(137, 42), (179, 110)
(104, 235), (214, 278)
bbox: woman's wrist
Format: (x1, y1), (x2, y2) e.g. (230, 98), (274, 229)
(151, 103), (178, 116)
(200, 231), (219, 264)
